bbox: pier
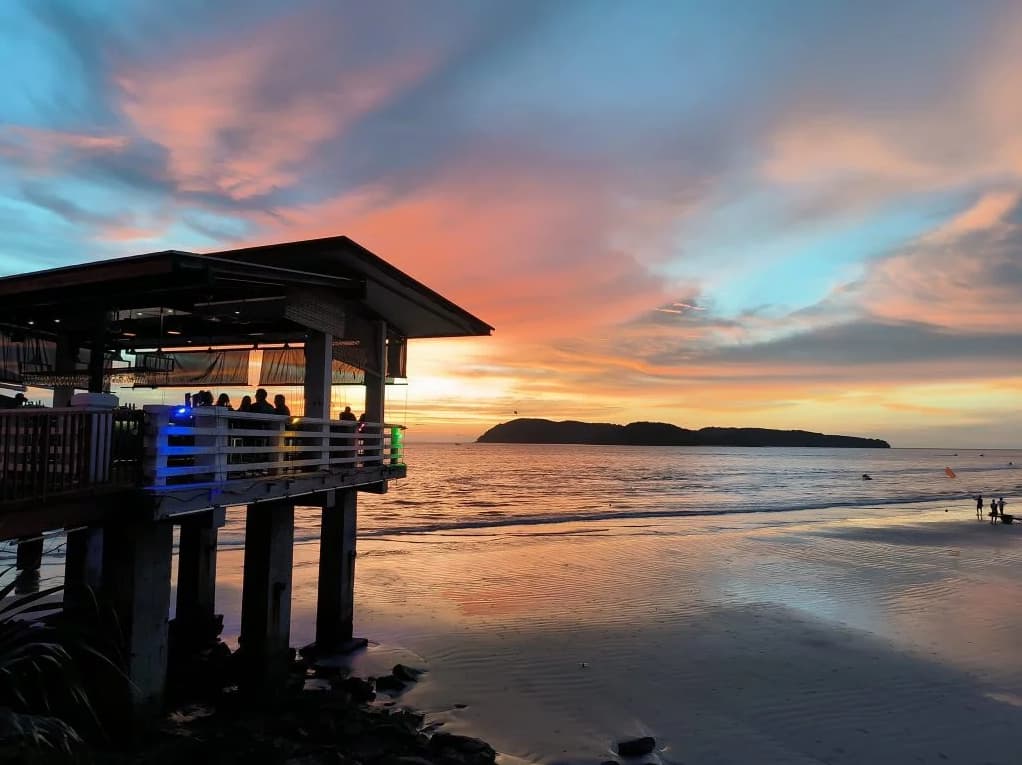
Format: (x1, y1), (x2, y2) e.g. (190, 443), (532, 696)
(0, 236), (491, 719)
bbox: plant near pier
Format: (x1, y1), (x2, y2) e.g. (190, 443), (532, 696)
(0, 564), (110, 761)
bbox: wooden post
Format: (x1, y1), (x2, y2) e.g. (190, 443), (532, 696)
(101, 520), (173, 724)
(315, 489), (361, 651)
(15, 536), (43, 571)
(64, 527), (103, 618)
(239, 499), (294, 692)
(87, 327), (106, 394)
(174, 508), (224, 648)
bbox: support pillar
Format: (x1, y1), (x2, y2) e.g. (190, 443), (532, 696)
(304, 330), (333, 466)
(15, 536), (43, 571)
(52, 333), (77, 408)
(173, 508), (224, 648)
(101, 520), (173, 724)
(363, 320), (387, 481)
(239, 499), (294, 692)
(315, 489), (362, 652)
(64, 527), (103, 617)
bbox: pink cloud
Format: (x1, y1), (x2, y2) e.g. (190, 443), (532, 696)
(114, 13), (430, 200)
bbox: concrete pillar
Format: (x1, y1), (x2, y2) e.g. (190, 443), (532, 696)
(363, 320), (386, 428)
(239, 499), (294, 691)
(304, 331), (333, 467)
(315, 489), (359, 650)
(303, 331), (333, 419)
(102, 520), (173, 723)
(64, 527), (103, 617)
(15, 536), (43, 571)
(174, 508), (224, 648)
(363, 319), (386, 469)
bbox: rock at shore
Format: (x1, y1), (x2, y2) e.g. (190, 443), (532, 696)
(428, 732), (497, 763)
(616, 736), (656, 757)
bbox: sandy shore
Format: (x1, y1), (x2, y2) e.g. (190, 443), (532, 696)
(185, 501), (1021, 764)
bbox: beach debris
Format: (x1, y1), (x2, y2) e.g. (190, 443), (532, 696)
(945, 467), (957, 479)
(617, 736), (656, 757)
(429, 732), (497, 763)
(861, 473), (872, 481)
(580, 661), (589, 668)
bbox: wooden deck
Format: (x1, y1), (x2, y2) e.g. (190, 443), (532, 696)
(0, 405), (406, 538)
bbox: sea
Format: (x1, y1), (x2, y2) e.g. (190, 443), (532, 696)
(5, 444), (1022, 764)
(270, 444), (1021, 548)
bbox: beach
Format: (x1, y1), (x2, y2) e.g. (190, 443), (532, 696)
(198, 443), (1022, 764)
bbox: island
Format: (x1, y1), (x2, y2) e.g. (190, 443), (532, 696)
(476, 419), (890, 448)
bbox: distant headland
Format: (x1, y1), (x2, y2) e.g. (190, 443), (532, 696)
(476, 419), (890, 448)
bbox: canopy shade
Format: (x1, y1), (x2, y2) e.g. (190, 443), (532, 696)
(0, 237), (491, 355)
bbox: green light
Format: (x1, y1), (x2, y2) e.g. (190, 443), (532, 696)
(390, 426), (404, 465)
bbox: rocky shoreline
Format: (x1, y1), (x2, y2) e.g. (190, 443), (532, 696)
(105, 657), (498, 765)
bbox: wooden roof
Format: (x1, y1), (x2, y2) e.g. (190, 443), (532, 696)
(0, 237), (493, 346)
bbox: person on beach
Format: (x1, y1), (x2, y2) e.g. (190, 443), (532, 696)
(976, 494), (984, 520)
(990, 497), (999, 523)
(998, 497), (1006, 516)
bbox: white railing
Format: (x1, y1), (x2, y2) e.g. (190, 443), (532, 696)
(142, 405), (405, 488)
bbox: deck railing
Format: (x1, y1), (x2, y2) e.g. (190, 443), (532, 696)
(143, 406), (406, 488)
(0, 407), (145, 503)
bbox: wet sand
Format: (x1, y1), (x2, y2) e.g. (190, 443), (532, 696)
(203, 501), (1022, 764)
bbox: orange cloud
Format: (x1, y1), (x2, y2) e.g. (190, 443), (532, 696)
(253, 159), (676, 339)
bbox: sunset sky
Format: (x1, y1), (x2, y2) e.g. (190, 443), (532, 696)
(1, 1), (1020, 446)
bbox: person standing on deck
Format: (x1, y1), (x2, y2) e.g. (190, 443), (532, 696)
(976, 494), (984, 520)
(273, 394), (290, 416)
(339, 405), (356, 421)
(249, 388), (275, 414)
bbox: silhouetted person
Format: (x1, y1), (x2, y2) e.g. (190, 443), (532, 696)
(239, 395), (252, 413)
(273, 394), (290, 416)
(998, 497), (1006, 516)
(184, 392), (192, 408)
(976, 494), (984, 520)
(990, 497), (999, 523)
(216, 393), (232, 409)
(250, 388), (275, 414)
(12, 393), (26, 407)
(339, 405), (356, 422)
